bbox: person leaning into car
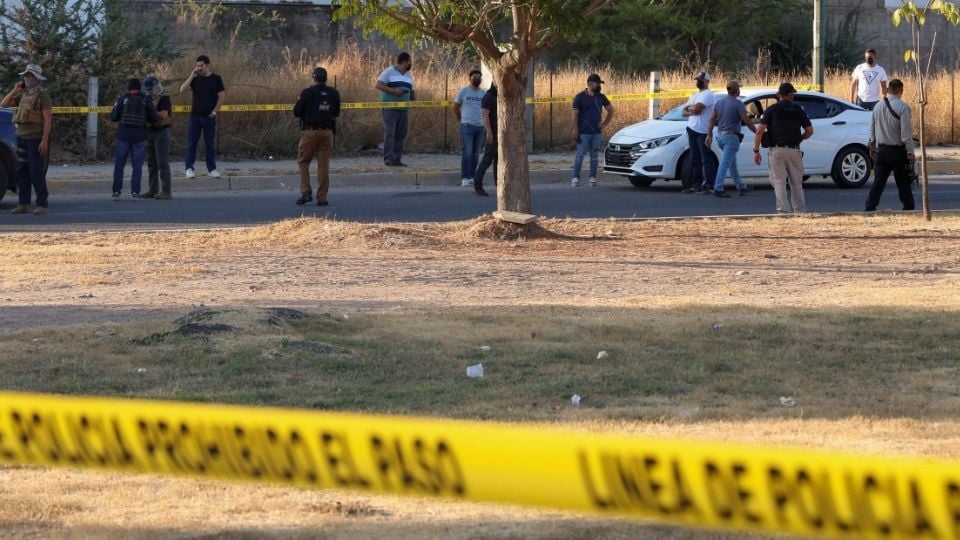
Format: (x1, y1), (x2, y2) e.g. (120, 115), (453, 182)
(1, 63), (52, 215)
(864, 79), (915, 212)
(752, 82), (813, 214)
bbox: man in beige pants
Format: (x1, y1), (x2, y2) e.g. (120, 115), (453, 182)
(293, 67), (340, 206)
(752, 82), (814, 213)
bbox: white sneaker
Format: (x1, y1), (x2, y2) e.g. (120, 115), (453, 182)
(589, 177), (597, 186)
(184, 168), (196, 178)
(571, 177), (580, 187)
(208, 169), (221, 178)
(460, 178), (473, 187)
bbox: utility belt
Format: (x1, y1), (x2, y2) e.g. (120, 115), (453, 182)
(302, 126), (333, 131)
(770, 144), (800, 149)
(878, 144), (905, 150)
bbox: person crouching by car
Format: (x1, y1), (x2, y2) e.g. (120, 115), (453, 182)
(143, 76), (173, 199)
(110, 78), (158, 200)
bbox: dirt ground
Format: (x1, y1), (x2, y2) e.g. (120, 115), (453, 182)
(1, 214), (959, 538)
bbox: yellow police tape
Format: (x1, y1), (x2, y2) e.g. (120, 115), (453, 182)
(0, 391), (956, 539)
(52, 86), (827, 115)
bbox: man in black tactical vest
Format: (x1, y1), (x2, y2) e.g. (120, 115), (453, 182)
(752, 82), (814, 214)
(110, 78), (159, 200)
(293, 67), (341, 206)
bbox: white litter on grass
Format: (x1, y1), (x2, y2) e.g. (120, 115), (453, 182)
(596, 351), (609, 360)
(479, 345), (491, 352)
(711, 322), (721, 331)
(136, 368), (147, 374)
(571, 394), (581, 406)
(779, 396), (796, 407)
(31, 337), (44, 342)
(343, 314), (349, 320)
(466, 363), (484, 378)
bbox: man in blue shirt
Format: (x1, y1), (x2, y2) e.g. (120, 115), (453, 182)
(705, 80), (756, 197)
(571, 73), (614, 187)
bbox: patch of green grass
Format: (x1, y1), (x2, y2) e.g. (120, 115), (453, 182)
(1, 306), (959, 422)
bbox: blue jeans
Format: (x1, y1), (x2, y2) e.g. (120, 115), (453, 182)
(686, 127), (716, 189)
(460, 124), (485, 179)
(185, 115), (217, 172)
(15, 138), (48, 207)
(113, 138), (146, 194)
(713, 132), (748, 191)
(573, 133), (603, 178)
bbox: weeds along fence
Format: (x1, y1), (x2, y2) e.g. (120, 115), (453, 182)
(60, 44), (960, 160)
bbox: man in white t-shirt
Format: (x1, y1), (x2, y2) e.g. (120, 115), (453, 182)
(850, 48), (888, 111)
(681, 71), (717, 193)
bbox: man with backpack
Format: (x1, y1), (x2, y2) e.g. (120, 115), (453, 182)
(110, 78), (158, 200)
(293, 66), (341, 206)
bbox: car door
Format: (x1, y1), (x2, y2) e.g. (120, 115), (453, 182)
(794, 95), (851, 172)
(737, 95), (777, 177)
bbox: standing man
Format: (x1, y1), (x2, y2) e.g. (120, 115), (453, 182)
(571, 73), (613, 187)
(293, 66), (340, 207)
(473, 83), (498, 197)
(864, 79), (915, 212)
(110, 78), (159, 200)
(143, 76), (173, 200)
(376, 52), (415, 167)
(454, 68), (486, 188)
(752, 82), (813, 214)
(1, 64), (52, 215)
(705, 80), (756, 197)
(180, 54), (225, 179)
(681, 72), (717, 193)
(850, 49), (888, 111)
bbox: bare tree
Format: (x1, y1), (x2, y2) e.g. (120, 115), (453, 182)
(892, 0), (960, 221)
(334, 1), (615, 215)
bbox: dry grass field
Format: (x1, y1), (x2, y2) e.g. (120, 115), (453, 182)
(105, 44), (960, 160)
(1, 214), (960, 538)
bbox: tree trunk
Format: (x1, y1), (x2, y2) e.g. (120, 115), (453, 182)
(919, 103), (931, 221)
(493, 65), (532, 214)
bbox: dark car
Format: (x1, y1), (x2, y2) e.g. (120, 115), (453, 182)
(0, 107), (16, 202)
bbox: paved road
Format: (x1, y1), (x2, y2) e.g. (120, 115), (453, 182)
(2, 177), (959, 232)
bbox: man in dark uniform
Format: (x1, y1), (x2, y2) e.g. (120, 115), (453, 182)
(752, 82), (814, 213)
(864, 79), (915, 212)
(473, 83), (497, 197)
(293, 66), (340, 206)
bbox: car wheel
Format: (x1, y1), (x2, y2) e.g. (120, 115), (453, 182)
(628, 175), (655, 188)
(679, 151), (718, 190)
(830, 146), (871, 188)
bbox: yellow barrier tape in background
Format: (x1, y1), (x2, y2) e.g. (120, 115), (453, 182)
(1, 392), (959, 539)
(48, 87), (823, 115)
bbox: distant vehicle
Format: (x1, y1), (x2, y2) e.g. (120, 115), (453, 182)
(604, 89), (873, 189)
(0, 108), (17, 202)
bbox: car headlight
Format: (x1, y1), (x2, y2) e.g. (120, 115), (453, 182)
(636, 135), (680, 151)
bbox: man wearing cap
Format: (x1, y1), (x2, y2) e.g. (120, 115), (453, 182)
(864, 79), (915, 212)
(109, 78), (159, 200)
(752, 82), (813, 213)
(681, 72), (717, 194)
(454, 68), (487, 189)
(143, 76), (173, 199)
(571, 73), (613, 187)
(293, 66), (340, 206)
(850, 49), (888, 111)
(705, 80), (757, 197)
(1, 64), (52, 215)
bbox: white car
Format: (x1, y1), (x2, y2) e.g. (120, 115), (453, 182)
(604, 89), (872, 189)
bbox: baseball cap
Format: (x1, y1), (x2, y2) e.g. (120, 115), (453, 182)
(726, 80), (742, 91)
(694, 71), (711, 82)
(18, 64), (46, 81)
(587, 73), (604, 84)
(777, 82), (797, 95)
(143, 76), (159, 90)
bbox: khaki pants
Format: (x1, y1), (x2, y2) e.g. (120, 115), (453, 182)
(298, 129), (333, 201)
(768, 147), (806, 213)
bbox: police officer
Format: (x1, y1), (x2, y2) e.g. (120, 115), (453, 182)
(293, 66), (340, 206)
(864, 79), (915, 212)
(752, 82), (813, 213)
(1, 64), (52, 215)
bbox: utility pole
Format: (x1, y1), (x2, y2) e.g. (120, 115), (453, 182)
(813, 0), (825, 90)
